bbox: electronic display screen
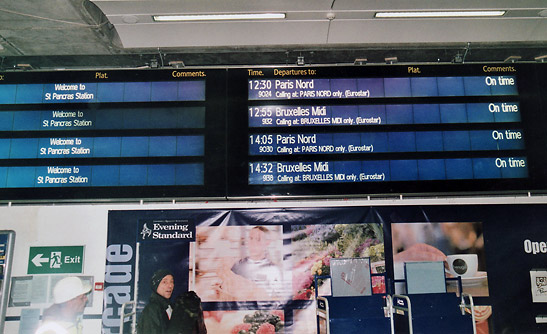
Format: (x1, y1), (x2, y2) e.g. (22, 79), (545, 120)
(227, 64), (547, 197)
(0, 69), (226, 200)
(1, 64), (546, 200)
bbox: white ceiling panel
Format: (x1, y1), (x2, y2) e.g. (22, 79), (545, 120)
(115, 21), (330, 48)
(329, 19), (547, 44)
(92, 0), (334, 15)
(90, 0), (547, 49)
(332, 0), (547, 11)
(0, 0), (545, 66)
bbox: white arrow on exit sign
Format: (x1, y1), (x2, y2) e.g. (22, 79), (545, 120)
(31, 254), (49, 267)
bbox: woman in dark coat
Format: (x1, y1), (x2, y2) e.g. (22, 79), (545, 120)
(168, 291), (207, 334)
(138, 269), (175, 334)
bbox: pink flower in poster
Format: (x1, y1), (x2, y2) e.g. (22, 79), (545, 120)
(270, 310), (285, 322)
(326, 244), (342, 258)
(231, 323), (252, 334)
(294, 289), (313, 300)
(292, 256), (320, 299)
(293, 270), (313, 292)
(256, 323), (276, 334)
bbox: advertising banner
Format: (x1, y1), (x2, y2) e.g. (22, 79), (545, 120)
(103, 207), (386, 334)
(104, 205), (547, 334)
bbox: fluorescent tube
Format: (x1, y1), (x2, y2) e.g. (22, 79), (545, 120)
(375, 11), (506, 18)
(153, 13), (286, 22)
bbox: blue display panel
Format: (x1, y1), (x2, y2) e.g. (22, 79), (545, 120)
(248, 76), (518, 100)
(0, 163), (203, 188)
(248, 130), (524, 155)
(0, 69), (225, 199)
(0, 81), (205, 104)
(247, 157), (528, 184)
(248, 102), (521, 127)
(0, 107), (205, 131)
(227, 63), (547, 197)
(0, 135), (204, 159)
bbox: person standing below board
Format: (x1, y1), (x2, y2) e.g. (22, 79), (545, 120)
(138, 269), (175, 334)
(167, 291), (207, 334)
(35, 276), (92, 334)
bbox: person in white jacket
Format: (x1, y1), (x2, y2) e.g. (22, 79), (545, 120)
(35, 276), (91, 334)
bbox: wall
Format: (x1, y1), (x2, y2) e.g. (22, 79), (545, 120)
(1, 195), (547, 333)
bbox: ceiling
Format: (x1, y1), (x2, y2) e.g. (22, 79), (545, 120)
(0, 0), (546, 70)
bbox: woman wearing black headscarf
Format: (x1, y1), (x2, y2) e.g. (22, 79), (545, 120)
(138, 269), (175, 334)
(168, 291), (207, 334)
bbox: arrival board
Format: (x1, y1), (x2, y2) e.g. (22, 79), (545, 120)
(0, 69), (226, 200)
(226, 64), (547, 197)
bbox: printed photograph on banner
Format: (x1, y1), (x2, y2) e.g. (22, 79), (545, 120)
(190, 225), (287, 302)
(392, 222), (489, 296)
(330, 258), (372, 297)
(290, 223), (385, 300)
(203, 310), (284, 334)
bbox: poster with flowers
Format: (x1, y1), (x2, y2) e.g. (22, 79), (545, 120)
(204, 310), (284, 334)
(291, 223), (385, 300)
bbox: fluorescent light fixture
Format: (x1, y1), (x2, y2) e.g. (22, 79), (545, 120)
(375, 10), (506, 18)
(385, 57), (398, 64)
(16, 64), (33, 70)
(153, 13), (285, 22)
(169, 60), (185, 68)
(504, 56), (521, 63)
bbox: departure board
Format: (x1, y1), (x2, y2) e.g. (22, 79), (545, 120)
(226, 64), (547, 197)
(0, 69), (226, 200)
(1, 64), (546, 200)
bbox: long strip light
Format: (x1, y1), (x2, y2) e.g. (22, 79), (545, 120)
(375, 11), (506, 18)
(153, 13), (286, 22)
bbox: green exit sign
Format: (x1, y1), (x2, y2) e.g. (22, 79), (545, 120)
(28, 246), (84, 274)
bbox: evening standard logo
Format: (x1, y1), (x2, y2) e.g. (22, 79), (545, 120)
(139, 220), (195, 241)
(140, 224), (152, 239)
